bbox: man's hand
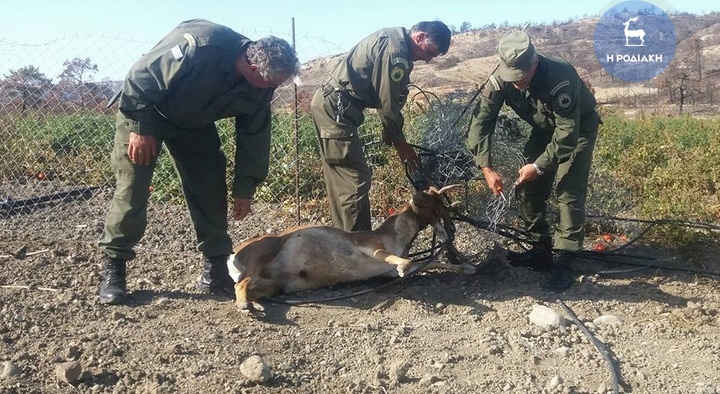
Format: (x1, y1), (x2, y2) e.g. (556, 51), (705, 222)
(481, 167), (504, 196)
(516, 163), (540, 186)
(233, 198), (253, 221)
(393, 141), (420, 173)
(128, 132), (157, 166)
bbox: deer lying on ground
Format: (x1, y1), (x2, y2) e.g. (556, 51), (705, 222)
(227, 185), (476, 311)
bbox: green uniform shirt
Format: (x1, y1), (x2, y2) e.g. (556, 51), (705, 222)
(467, 55), (597, 172)
(116, 19), (274, 199)
(325, 27), (414, 143)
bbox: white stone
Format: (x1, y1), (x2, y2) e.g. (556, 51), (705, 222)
(593, 315), (623, 326)
(529, 304), (566, 329)
(240, 355), (271, 383)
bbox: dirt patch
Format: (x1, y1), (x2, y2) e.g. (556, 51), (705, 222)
(1, 199), (720, 393)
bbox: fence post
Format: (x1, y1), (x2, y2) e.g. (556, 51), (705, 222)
(292, 17), (301, 225)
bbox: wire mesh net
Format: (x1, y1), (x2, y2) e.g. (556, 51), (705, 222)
(1, 27), (648, 262)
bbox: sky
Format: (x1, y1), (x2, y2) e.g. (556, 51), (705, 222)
(1, 0), (718, 82)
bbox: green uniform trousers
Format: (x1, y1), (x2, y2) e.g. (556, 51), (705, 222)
(310, 88), (372, 232)
(516, 111), (600, 252)
(98, 111), (233, 260)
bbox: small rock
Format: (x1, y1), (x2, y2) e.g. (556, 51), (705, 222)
(13, 245), (27, 259)
(388, 360), (410, 383)
(1, 361), (22, 378)
(596, 382), (608, 393)
(167, 344), (183, 355)
(547, 375), (562, 389)
(66, 345), (81, 359)
(240, 355), (271, 383)
(593, 315), (623, 327)
(529, 304), (566, 329)
(695, 382), (717, 394)
(111, 311), (125, 321)
(55, 361), (82, 383)
(419, 373), (440, 386)
(554, 346), (570, 357)
(277, 362), (294, 372)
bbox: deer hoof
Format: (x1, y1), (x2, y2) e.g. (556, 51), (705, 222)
(396, 262), (411, 277)
(461, 263), (477, 275)
(235, 300), (249, 311)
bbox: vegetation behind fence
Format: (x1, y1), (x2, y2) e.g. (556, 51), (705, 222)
(2, 32), (719, 252)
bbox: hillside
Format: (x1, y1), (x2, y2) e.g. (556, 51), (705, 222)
(293, 13), (720, 110)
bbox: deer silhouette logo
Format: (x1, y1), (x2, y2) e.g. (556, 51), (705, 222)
(623, 17), (645, 46)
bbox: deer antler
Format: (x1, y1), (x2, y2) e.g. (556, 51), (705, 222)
(436, 184), (463, 195)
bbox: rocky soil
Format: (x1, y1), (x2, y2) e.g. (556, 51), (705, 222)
(1, 189), (720, 394)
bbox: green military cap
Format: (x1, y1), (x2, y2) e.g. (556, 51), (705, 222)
(497, 30), (536, 82)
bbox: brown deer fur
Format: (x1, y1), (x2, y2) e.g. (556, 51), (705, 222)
(227, 185), (476, 310)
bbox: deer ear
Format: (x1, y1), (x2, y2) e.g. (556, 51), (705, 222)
(409, 195), (420, 213)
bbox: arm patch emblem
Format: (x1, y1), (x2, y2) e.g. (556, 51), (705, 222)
(557, 92), (572, 109)
(390, 66), (406, 82)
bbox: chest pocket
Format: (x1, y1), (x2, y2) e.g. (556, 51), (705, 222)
(529, 93), (556, 130)
(506, 89), (533, 115)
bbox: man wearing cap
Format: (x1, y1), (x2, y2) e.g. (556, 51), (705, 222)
(311, 21), (452, 232)
(466, 29), (601, 292)
(97, 19), (300, 305)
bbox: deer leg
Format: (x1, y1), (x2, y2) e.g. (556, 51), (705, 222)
(373, 249), (414, 277)
(235, 278), (251, 311)
(235, 277), (282, 311)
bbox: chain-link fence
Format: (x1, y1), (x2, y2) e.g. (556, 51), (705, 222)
(1, 24), (647, 259)
(0, 26), (492, 255)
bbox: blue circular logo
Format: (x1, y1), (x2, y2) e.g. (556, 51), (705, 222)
(594, 1), (676, 82)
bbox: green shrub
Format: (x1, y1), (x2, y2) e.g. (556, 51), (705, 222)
(2, 101), (719, 249)
(594, 114), (720, 245)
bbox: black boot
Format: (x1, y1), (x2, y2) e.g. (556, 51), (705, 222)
(545, 251), (575, 293)
(196, 255), (234, 297)
(99, 257), (127, 305)
(507, 238), (553, 271)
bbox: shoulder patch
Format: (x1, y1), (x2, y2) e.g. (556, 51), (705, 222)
(550, 80), (570, 95)
(391, 56), (410, 69)
(556, 92), (573, 109)
(390, 65), (406, 82)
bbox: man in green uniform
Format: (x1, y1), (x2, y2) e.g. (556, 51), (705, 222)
(466, 30), (601, 292)
(97, 19), (300, 305)
(311, 21), (451, 232)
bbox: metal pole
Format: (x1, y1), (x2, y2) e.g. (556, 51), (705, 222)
(292, 17), (300, 224)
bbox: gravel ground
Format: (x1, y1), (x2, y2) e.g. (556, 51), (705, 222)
(1, 183), (719, 394)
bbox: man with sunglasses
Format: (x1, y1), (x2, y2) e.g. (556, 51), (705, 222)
(98, 19), (300, 305)
(311, 21), (451, 232)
